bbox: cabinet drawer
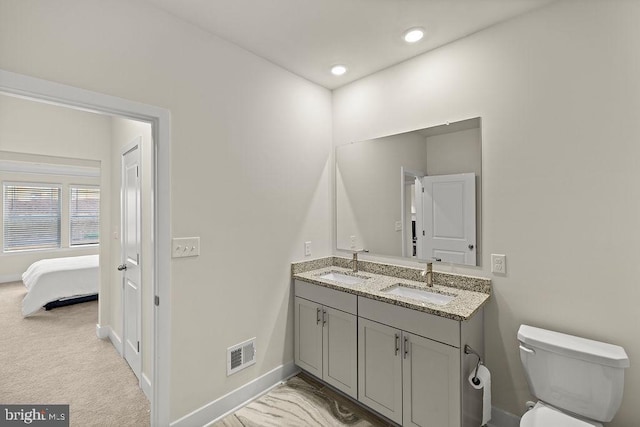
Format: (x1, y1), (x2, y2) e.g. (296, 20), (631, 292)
(294, 280), (357, 315)
(358, 296), (459, 347)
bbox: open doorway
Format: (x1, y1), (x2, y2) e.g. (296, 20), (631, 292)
(0, 69), (171, 426)
(0, 92), (152, 422)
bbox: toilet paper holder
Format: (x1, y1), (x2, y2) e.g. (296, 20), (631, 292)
(464, 344), (483, 386)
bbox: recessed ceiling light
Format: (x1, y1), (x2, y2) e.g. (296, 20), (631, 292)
(331, 65), (347, 76)
(403, 27), (425, 43)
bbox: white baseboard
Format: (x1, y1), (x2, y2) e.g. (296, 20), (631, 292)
(97, 324), (123, 355)
(170, 361), (299, 427)
(0, 274), (22, 284)
(142, 372), (152, 401)
(487, 406), (521, 427)
(95, 323), (110, 339)
(109, 328), (123, 356)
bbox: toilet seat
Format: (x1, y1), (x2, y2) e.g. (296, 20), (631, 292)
(521, 402), (603, 427)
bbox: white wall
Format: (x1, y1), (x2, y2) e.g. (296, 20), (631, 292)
(0, 94), (111, 284)
(426, 128), (481, 176)
(109, 117), (154, 387)
(0, 0), (333, 421)
(333, 1), (640, 425)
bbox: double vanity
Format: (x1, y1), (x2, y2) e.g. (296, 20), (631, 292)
(292, 256), (491, 427)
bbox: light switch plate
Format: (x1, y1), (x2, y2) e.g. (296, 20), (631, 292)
(304, 241), (312, 257)
(491, 254), (506, 274)
(172, 237), (200, 258)
(350, 235), (357, 249)
(395, 221), (402, 231)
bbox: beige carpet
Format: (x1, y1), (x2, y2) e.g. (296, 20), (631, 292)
(0, 281), (150, 426)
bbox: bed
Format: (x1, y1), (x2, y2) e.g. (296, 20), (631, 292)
(21, 254), (99, 317)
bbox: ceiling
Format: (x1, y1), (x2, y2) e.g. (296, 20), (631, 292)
(142, 0), (554, 89)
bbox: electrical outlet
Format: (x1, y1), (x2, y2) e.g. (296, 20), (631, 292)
(491, 254), (506, 274)
(395, 221), (402, 231)
(304, 241), (312, 257)
(172, 237), (200, 258)
(350, 235), (356, 249)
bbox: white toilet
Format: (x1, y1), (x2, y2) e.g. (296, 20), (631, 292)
(518, 324), (629, 426)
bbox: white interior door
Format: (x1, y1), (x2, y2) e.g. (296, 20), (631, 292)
(120, 138), (142, 381)
(420, 173), (476, 265)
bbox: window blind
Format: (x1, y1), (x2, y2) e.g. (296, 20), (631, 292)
(70, 187), (100, 246)
(3, 184), (61, 251)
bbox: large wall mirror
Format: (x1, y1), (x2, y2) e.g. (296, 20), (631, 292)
(336, 117), (482, 266)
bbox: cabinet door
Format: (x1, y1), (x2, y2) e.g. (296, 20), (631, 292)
(322, 306), (358, 399)
(402, 332), (461, 427)
(294, 297), (323, 378)
(358, 317), (403, 424)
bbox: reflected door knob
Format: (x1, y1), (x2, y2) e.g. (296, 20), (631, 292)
(117, 264), (127, 271)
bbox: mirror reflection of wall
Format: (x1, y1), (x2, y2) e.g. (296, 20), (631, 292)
(336, 117), (482, 266)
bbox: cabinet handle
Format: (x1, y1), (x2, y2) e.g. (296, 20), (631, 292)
(395, 334), (400, 356)
(316, 307), (321, 325)
(322, 309), (327, 326)
(404, 336), (409, 359)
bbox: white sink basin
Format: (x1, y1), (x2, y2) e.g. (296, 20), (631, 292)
(382, 284), (455, 306)
(318, 271), (367, 286)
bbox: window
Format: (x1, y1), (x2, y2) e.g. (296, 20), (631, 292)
(3, 184), (61, 251)
(70, 187), (100, 246)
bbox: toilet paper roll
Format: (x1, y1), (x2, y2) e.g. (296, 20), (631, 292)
(468, 364), (491, 426)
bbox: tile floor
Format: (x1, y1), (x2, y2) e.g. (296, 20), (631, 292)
(213, 373), (394, 426)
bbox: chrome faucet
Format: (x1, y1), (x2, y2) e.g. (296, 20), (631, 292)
(350, 249), (368, 272)
(421, 262), (433, 287)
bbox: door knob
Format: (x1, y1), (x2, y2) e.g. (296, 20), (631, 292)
(468, 244), (475, 250)
(117, 264), (127, 271)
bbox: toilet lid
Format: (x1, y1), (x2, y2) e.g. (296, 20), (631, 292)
(521, 404), (602, 427)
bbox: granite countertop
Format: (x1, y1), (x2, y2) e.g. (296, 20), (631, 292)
(292, 258), (491, 321)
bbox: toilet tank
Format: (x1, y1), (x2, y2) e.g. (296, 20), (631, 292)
(518, 325), (629, 422)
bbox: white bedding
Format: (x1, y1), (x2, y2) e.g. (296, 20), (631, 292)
(21, 254), (99, 317)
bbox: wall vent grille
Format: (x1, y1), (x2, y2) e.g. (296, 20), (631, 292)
(227, 337), (256, 376)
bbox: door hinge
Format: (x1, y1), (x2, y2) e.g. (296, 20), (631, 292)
(155, 295), (160, 306)
(422, 188), (424, 193)
(422, 230), (425, 236)
(137, 341), (140, 352)
(137, 253), (140, 264)
(136, 166), (139, 177)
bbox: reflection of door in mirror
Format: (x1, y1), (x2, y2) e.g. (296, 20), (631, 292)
(416, 173), (476, 265)
(336, 117), (481, 266)
(401, 168), (424, 258)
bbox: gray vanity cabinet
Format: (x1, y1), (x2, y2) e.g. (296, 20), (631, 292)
(359, 297), (469, 427)
(358, 318), (460, 427)
(358, 317), (403, 423)
(294, 279), (484, 427)
(294, 297), (324, 378)
(294, 281), (358, 399)
(402, 332), (460, 427)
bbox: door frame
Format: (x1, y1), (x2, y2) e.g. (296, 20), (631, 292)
(400, 167), (424, 258)
(121, 137), (143, 383)
(0, 69), (171, 426)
